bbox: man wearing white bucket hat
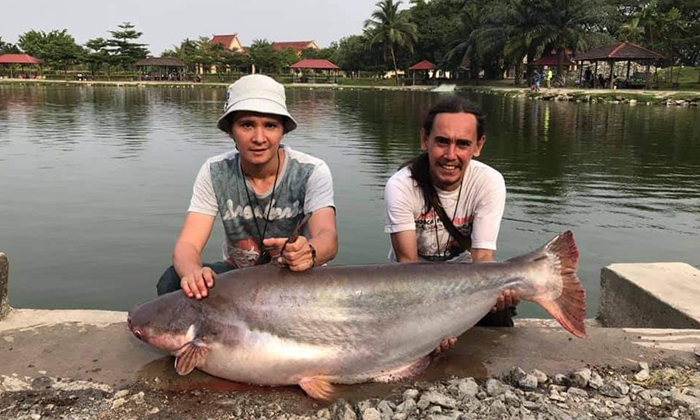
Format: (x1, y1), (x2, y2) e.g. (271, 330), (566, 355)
(157, 75), (338, 300)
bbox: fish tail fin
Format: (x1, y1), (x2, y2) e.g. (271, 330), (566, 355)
(517, 231), (587, 338)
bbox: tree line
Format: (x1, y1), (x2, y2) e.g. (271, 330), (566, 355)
(0, 23), (148, 75)
(159, 38), (337, 75)
(1, 0), (698, 82)
(350, 0), (699, 83)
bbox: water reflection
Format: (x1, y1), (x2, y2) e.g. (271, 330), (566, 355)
(0, 85), (698, 316)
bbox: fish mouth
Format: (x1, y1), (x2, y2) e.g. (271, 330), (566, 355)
(126, 317), (190, 353)
(127, 316), (146, 341)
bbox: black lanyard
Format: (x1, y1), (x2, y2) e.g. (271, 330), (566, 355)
(239, 149), (281, 264)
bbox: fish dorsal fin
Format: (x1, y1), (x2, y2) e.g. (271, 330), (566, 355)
(298, 377), (335, 400)
(174, 341), (209, 376)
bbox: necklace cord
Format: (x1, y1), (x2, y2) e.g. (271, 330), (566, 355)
(433, 175), (464, 258)
(240, 148), (281, 256)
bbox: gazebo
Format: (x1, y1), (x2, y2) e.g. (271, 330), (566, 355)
(0, 54), (43, 78)
(134, 57), (187, 81)
(408, 60), (436, 85)
(289, 59), (340, 83)
(573, 42), (664, 89)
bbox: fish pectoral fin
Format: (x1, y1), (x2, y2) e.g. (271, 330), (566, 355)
(298, 377), (335, 400)
(174, 342), (209, 376)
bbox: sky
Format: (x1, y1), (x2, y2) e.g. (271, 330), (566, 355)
(0, 0), (398, 55)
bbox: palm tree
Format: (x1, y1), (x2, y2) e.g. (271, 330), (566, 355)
(163, 39), (199, 74)
(446, 1), (483, 80)
(618, 17), (645, 43)
(659, 7), (688, 85)
(467, 0), (540, 85)
(525, 0), (610, 76)
(364, 0), (418, 85)
(0, 36), (20, 55)
(194, 37), (217, 74)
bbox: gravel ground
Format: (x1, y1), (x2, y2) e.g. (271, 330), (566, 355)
(2, 362), (700, 420)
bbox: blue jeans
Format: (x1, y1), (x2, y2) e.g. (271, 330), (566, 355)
(156, 261), (236, 296)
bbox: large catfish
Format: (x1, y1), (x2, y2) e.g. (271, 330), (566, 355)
(128, 231), (586, 399)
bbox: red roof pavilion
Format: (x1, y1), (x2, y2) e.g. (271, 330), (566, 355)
(290, 59), (340, 70)
(409, 60), (435, 71)
(0, 54), (44, 64)
(573, 42), (664, 62)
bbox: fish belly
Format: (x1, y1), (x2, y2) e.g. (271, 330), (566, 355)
(200, 331), (342, 385)
(202, 286), (501, 386)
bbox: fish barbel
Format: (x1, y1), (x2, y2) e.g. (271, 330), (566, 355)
(128, 231), (586, 399)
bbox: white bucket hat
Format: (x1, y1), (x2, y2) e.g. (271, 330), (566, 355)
(217, 74), (298, 134)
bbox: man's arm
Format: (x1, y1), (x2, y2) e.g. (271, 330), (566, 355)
(471, 248), (494, 263)
(306, 207), (338, 266)
(264, 207), (338, 271)
(173, 212), (216, 299)
(390, 230), (420, 263)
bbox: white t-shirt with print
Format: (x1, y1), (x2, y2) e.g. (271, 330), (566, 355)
(384, 159), (505, 262)
(188, 144), (334, 267)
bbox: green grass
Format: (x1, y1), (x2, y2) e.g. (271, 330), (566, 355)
(657, 66), (700, 84)
(653, 66), (700, 90)
(667, 92), (700, 101)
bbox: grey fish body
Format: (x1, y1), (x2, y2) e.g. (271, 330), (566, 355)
(196, 262), (513, 385)
(128, 232), (586, 397)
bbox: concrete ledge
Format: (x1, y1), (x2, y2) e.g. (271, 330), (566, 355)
(0, 253), (8, 320)
(599, 262), (700, 328)
(2, 310), (699, 396)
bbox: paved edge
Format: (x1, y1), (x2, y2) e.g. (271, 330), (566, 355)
(0, 308), (125, 332)
(600, 263), (700, 329)
(0, 253), (8, 321)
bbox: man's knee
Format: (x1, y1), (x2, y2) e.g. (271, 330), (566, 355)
(156, 265), (181, 296)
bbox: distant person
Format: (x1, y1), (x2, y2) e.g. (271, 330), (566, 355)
(383, 96), (518, 326)
(584, 68), (593, 88)
(533, 70), (541, 92)
(157, 74), (338, 299)
(546, 68), (553, 88)
(598, 74), (605, 88)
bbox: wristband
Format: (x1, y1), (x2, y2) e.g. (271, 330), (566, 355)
(308, 243), (317, 267)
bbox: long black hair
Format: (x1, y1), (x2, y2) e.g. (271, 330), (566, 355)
(402, 96), (486, 213)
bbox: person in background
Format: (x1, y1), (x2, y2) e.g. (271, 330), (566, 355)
(383, 96), (519, 326)
(585, 67), (593, 88)
(157, 74), (338, 299)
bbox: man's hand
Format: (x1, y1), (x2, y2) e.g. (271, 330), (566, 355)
(492, 289), (521, 313)
(180, 267), (216, 300)
(263, 236), (315, 272)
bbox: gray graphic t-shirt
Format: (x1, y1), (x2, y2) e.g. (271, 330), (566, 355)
(188, 145), (334, 267)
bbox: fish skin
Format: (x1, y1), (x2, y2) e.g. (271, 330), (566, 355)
(128, 231), (586, 397)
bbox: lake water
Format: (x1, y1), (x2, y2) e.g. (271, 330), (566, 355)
(1, 84), (699, 317)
